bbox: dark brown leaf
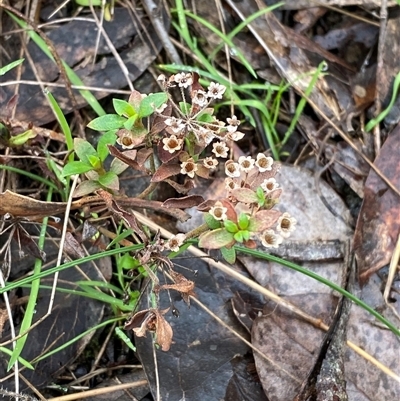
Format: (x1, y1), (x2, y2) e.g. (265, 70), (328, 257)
(353, 124), (400, 285)
(162, 195), (205, 209)
(151, 163), (181, 182)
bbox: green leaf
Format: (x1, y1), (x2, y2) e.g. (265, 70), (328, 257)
(113, 98), (137, 117)
(98, 171), (119, 191)
(97, 130), (117, 161)
(124, 114), (138, 130)
(115, 327), (136, 351)
(196, 112), (214, 123)
(224, 219), (238, 233)
(139, 92), (168, 118)
(234, 231), (244, 242)
(87, 114), (127, 131)
(0, 58), (24, 76)
(8, 129), (37, 146)
(0, 346), (34, 370)
(204, 212), (222, 229)
(198, 228), (235, 249)
(237, 212), (250, 230)
(87, 154), (101, 169)
(110, 157), (129, 175)
(256, 186), (266, 206)
(220, 246), (236, 264)
(73, 180), (102, 197)
(117, 252), (140, 269)
(62, 161), (93, 177)
(74, 138), (97, 164)
(179, 101), (192, 115)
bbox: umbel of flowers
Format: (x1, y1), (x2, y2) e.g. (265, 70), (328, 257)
(113, 71), (296, 261)
(117, 72), (296, 349)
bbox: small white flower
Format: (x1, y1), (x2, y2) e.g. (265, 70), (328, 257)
(224, 177), (240, 191)
(238, 156), (255, 173)
(162, 135), (183, 153)
(166, 233), (186, 252)
(259, 229), (283, 248)
(198, 127), (215, 146)
(226, 115), (240, 133)
(255, 153), (273, 172)
(117, 131), (135, 149)
(225, 161), (241, 178)
(157, 74), (167, 83)
(226, 130), (245, 141)
(155, 103), (168, 114)
(209, 201), (228, 221)
(165, 117), (186, 134)
(207, 82), (226, 99)
(212, 141), (229, 158)
(180, 158), (198, 178)
(174, 72), (193, 88)
(276, 212), (297, 238)
(203, 157), (219, 170)
(192, 90), (208, 107)
(261, 178), (279, 193)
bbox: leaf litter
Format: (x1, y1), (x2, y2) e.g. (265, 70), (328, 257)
(1, 0), (400, 400)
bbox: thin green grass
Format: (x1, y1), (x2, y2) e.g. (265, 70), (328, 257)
(7, 11), (106, 117)
(7, 189), (53, 370)
(235, 245), (400, 338)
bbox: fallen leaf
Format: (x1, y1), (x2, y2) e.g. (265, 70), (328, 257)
(353, 124), (400, 284)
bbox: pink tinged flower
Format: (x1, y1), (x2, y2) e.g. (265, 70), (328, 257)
(255, 153), (273, 172)
(238, 155), (255, 173)
(209, 201), (228, 221)
(198, 127), (215, 145)
(166, 233), (186, 252)
(224, 177), (240, 191)
(276, 212), (297, 238)
(180, 158), (198, 178)
(207, 82), (226, 99)
(174, 72), (193, 88)
(192, 90), (208, 107)
(261, 178), (279, 193)
(203, 157), (218, 170)
(226, 130), (245, 141)
(162, 135), (183, 153)
(226, 115), (240, 133)
(212, 141), (229, 158)
(165, 117), (186, 134)
(259, 229), (283, 248)
(117, 132), (135, 149)
(225, 161), (241, 178)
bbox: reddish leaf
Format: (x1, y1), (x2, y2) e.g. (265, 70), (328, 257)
(108, 145), (146, 172)
(151, 163), (181, 182)
(157, 140), (181, 163)
(162, 195), (205, 209)
(248, 210), (282, 232)
(136, 147), (153, 166)
(195, 164), (210, 179)
(165, 178), (194, 194)
(198, 228), (235, 249)
(231, 188), (258, 204)
(197, 199), (216, 212)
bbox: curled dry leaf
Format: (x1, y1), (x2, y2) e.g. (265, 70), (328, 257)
(124, 308), (173, 351)
(162, 195), (205, 209)
(155, 270), (196, 306)
(151, 163), (181, 182)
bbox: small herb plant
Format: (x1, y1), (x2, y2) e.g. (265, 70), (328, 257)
(59, 71), (297, 350)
